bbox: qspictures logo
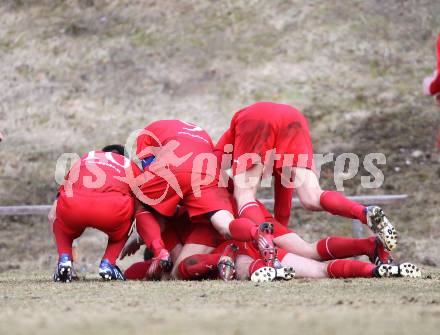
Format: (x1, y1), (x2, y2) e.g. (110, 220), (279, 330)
(54, 127), (386, 206)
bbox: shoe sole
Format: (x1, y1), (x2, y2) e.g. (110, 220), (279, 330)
(368, 207), (397, 251)
(218, 257), (235, 282)
(275, 267), (295, 280)
(251, 267), (276, 283)
(55, 265), (72, 283)
(398, 263), (422, 278)
(377, 263), (421, 278)
(99, 270), (113, 281)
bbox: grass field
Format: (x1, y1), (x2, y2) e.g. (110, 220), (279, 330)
(1, 1), (440, 334)
(1, 269), (439, 335)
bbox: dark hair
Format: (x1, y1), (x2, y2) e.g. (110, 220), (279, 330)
(102, 144), (126, 157)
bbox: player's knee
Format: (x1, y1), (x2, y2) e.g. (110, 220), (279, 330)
(299, 196), (321, 211)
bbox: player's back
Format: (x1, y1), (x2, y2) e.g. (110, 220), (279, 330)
(60, 150), (140, 196)
(137, 120), (214, 158)
(232, 102), (305, 132)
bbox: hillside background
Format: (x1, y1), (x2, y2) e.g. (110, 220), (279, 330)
(1, 0), (440, 272)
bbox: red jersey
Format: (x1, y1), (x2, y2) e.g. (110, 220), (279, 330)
(59, 150), (142, 196)
(136, 120), (215, 173)
(134, 120), (231, 217)
(215, 102), (314, 173)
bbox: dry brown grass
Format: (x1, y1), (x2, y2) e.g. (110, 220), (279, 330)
(1, 269), (440, 335)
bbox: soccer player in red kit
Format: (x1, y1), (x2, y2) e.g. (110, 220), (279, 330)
(131, 120), (277, 278)
(423, 33), (440, 148)
(52, 145), (140, 282)
(215, 102), (397, 251)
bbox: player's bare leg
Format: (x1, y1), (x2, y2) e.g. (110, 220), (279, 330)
(274, 232), (392, 265)
(234, 164), (264, 222)
(280, 253), (328, 278)
(293, 167), (397, 251)
(274, 232), (321, 260)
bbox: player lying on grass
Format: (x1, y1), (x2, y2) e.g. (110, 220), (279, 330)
(172, 241), (420, 282)
(130, 120), (278, 279)
(120, 197), (421, 282)
(121, 215), (421, 282)
(51, 145), (142, 282)
(214, 102), (397, 251)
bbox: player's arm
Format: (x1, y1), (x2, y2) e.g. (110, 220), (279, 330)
(120, 200), (149, 259)
(120, 231), (144, 260)
(214, 129), (233, 166)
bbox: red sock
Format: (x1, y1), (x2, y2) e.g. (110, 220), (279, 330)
(124, 260), (152, 280)
(135, 210), (165, 256)
(316, 236), (375, 261)
(248, 259), (265, 277)
(228, 218), (258, 241)
(320, 191), (367, 224)
(178, 253), (221, 280)
(53, 218), (79, 259)
(238, 201), (266, 224)
(327, 259), (375, 278)
(102, 236), (128, 265)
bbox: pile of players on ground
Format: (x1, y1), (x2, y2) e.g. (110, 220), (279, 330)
(51, 102), (421, 283)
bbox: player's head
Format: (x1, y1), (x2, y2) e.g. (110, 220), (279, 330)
(102, 144), (126, 157)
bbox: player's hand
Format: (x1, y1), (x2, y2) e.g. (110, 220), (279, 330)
(423, 71), (437, 96)
(435, 94), (440, 107)
(120, 234), (143, 260)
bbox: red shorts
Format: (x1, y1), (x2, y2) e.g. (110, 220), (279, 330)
(161, 213), (225, 250)
(56, 190), (134, 241)
(139, 170), (233, 217)
(231, 102), (315, 173)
